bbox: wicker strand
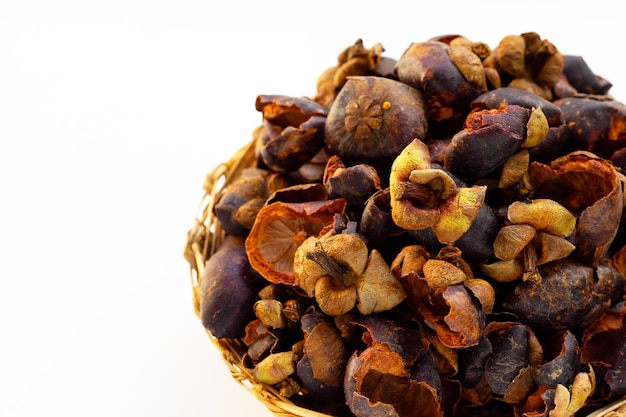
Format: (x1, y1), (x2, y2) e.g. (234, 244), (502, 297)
(189, 139), (257, 318)
(587, 398), (626, 417)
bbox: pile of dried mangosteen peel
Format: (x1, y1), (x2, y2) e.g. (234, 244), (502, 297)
(189, 32), (626, 417)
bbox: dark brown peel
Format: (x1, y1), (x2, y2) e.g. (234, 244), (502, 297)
(324, 76), (428, 167)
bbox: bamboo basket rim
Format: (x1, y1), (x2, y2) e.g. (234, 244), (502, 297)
(186, 139), (626, 417)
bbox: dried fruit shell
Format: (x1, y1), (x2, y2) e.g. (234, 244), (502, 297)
(522, 107), (549, 148)
(246, 199), (347, 285)
(408, 168), (458, 200)
(293, 236), (328, 297)
(499, 149), (530, 189)
(390, 139), (440, 230)
(432, 185), (487, 244)
(315, 276), (358, 316)
(507, 199), (576, 237)
(200, 236), (265, 339)
(464, 278), (495, 314)
(391, 244), (432, 279)
(493, 224), (536, 261)
(324, 76), (428, 166)
(303, 320), (348, 387)
(529, 152), (624, 263)
(535, 232), (576, 265)
(496, 34), (526, 78)
(253, 351), (296, 385)
(254, 299), (287, 329)
(423, 259), (467, 288)
(444, 104), (530, 183)
(480, 258), (524, 283)
(448, 44), (487, 91)
(356, 249), (407, 314)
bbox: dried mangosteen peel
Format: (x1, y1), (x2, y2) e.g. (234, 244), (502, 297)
(200, 236), (265, 339)
(255, 95), (328, 172)
(502, 259), (623, 333)
(522, 107), (550, 148)
(323, 155), (382, 205)
(190, 33), (626, 417)
(482, 198), (578, 283)
(529, 152), (625, 264)
(253, 350), (296, 385)
(547, 367), (596, 417)
(294, 232), (406, 316)
(507, 199), (576, 237)
(448, 43), (488, 91)
(314, 39), (385, 107)
(444, 104), (531, 181)
(390, 139), (487, 244)
(498, 149), (530, 189)
(344, 316), (446, 417)
(245, 198), (347, 285)
(399, 246), (489, 349)
(324, 76), (428, 167)
(396, 40), (484, 132)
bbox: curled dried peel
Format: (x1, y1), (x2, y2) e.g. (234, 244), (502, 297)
(356, 249), (407, 314)
(483, 323), (532, 400)
(507, 199), (576, 237)
(246, 199), (346, 285)
(550, 369), (596, 417)
(499, 149), (530, 189)
(523, 107), (549, 148)
(255, 95), (327, 172)
(493, 224), (536, 261)
(480, 258), (525, 282)
(315, 276), (358, 316)
(345, 316), (445, 417)
(529, 152), (624, 263)
(496, 35), (526, 78)
(390, 139), (438, 230)
(534, 331), (580, 388)
(321, 233), (369, 279)
(408, 168), (457, 200)
(432, 185), (487, 244)
(294, 236), (327, 297)
(391, 139), (486, 243)
(391, 244), (432, 279)
(536, 232), (576, 265)
(388, 137), (431, 178)
(253, 351), (295, 385)
(444, 104), (530, 183)
(294, 233), (404, 316)
(440, 285), (485, 348)
(254, 299), (287, 329)
(448, 44), (487, 91)
(423, 259), (467, 288)
(304, 321), (348, 387)
(464, 278), (495, 314)
(489, 200), (576, 283)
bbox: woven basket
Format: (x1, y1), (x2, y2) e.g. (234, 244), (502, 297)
(186, 138), (626, 417)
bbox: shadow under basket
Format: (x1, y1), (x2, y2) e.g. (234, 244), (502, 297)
(185, 139), (626, 417)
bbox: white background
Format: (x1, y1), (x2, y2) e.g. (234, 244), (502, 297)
(1, 1), (625, 416)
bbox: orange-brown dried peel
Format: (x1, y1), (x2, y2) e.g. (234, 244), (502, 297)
(245, 199), (347, 285)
